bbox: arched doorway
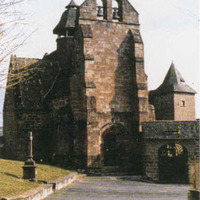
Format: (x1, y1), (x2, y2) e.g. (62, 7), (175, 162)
(100, 124), (129, 167)
(158, 143), (188, 183)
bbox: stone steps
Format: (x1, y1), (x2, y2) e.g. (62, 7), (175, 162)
(101, 166), (136, 176)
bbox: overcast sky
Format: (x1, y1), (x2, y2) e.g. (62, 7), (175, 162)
(0, 0), (199, 125)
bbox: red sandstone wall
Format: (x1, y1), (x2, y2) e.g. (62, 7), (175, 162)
(174, 93), (196, 121)
(77, 17), (148, 167)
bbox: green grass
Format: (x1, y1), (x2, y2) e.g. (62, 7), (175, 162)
(0, 159), (72, 198)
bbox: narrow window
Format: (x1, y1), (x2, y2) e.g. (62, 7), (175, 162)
(181, 100), (185, 107)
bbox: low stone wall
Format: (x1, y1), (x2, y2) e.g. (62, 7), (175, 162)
(188, 190), (200, 200)
(1, 173), (84, 200)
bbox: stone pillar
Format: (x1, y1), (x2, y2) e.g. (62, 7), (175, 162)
(23, 131), (37, 180)
(144, 142), (159, 181)
(103, 0), (113, 21)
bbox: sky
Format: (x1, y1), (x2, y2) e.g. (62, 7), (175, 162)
(0, 0), (199, 125)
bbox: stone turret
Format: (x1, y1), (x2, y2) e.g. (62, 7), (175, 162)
(53, 0), (79, 63)
(149, 63), (196, 121)
(53, 0), (79, 37)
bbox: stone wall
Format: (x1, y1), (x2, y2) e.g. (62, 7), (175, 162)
(3, 54), (73, 163)
(149, 92), (196, 121)
(149, 93), (174, 120)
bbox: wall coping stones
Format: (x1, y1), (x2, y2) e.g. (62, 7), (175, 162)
(1, 172), (85, 200)
(142, 120), (199, 140)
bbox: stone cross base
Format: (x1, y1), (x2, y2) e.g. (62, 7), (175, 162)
(23, 161), (37, 180)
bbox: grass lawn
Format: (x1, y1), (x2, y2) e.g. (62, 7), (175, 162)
(0, 158), (72, 198)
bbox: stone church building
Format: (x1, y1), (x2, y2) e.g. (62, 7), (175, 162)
(3, 0), (199, 183)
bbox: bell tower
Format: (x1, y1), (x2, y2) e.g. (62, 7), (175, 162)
(74, 0), (149, 171)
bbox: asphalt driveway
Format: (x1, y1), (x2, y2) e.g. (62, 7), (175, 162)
(45, 176), (190, 200)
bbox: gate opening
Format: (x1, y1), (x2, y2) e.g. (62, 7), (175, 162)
(158, 143), (188, 183)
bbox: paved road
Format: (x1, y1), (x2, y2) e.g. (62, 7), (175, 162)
(45, 176), (190, 200)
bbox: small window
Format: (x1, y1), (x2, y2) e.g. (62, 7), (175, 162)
(181, 101), (185, 107)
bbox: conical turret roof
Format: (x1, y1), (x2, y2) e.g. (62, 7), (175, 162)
(151, 63), (196, 95)
(66, 0), (78, 8)
(53, 1), (79, 36)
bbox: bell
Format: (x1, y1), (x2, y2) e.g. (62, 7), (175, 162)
(97, 6), (103, 17)
(113, 8), (120, 20)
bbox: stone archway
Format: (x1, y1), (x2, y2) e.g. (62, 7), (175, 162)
(158, 143), (188, 183)
(100, 124), (129, 168)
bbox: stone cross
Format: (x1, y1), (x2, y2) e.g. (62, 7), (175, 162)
(23, 131), (37, 180)
(29, 131), (33, 160)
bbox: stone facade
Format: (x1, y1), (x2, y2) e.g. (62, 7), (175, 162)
(3, 0), (199, 181)
(75, 0), (148, 170)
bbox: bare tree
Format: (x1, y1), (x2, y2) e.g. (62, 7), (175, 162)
(0, 0), (27, 88)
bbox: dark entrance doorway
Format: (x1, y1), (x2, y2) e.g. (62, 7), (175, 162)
(103, 134), (117, 166)
(158, 143), (188, 183)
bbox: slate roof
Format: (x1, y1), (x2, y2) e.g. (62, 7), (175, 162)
(53, 0), (78, 36)
(150, 63), (196, 95)
(66, 0), (78, 8)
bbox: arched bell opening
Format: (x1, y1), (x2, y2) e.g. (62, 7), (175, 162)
(158, 143), (188, 184)
(97, 0), (104, 20)
(112, 0), (120, 21)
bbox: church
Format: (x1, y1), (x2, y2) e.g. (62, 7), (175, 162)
(3, 0), (199, 183)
